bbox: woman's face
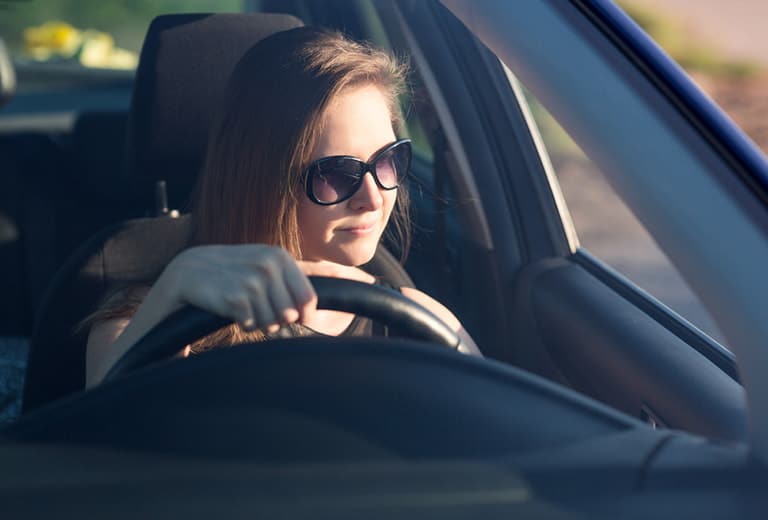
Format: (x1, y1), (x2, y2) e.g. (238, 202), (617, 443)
(297, 84), (398, 265)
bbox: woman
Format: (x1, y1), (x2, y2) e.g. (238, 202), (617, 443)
(85, 27), (479, 386)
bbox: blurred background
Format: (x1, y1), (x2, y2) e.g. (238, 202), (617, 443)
(621, 0), (768, 152)
(0, 1), (239, 64)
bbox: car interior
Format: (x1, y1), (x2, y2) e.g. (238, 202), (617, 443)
(0, 0), (749, 456)
(2, 2), (768, 516)
(1, 4), (506, 414)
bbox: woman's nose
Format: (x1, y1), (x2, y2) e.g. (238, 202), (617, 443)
(349, 172), (383, 211)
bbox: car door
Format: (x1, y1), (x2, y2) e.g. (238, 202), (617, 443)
(387, 0), (745, 441)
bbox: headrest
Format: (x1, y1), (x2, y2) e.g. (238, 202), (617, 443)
(124, 13), (304, 207)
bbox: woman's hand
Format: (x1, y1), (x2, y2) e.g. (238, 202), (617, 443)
(159, 245), (318, 333)
(157, 248), (376, 332)
(89, 245), (308, 385)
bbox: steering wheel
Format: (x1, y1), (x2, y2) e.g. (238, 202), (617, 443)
(103, 276), (464, 383)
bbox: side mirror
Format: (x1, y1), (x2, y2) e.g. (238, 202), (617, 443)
(0, 38), (16, 108)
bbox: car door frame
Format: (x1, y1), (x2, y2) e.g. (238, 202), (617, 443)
(390, 0), (746, 441)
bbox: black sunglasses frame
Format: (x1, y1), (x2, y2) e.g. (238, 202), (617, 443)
(303, 139), (412, 206)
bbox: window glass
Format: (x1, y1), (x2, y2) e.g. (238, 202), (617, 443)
(1, 0), (242, 74)
(0, 1), (244, 127)
(523, 89), (727, 345)
(619, 0), (768, 175)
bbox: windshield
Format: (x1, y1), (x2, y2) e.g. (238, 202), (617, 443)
(1, 0), (243, 73)
(0, 0), (243, 127)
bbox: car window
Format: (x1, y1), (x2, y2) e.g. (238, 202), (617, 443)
(0, 0), (243, 128)
(1, 0), (243, 73)
(520, 87), (727, 345)
(619, 0), (768, 163)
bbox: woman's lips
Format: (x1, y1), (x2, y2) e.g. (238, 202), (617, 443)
(338, 222), (377, 235)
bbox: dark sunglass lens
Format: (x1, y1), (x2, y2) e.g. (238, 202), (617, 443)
(375, 153), (398, 188)
(311, 159), (361, 203)
(374, 141), (411, 188)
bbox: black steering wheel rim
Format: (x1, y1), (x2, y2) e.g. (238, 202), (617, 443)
(103, 276), (462, 383)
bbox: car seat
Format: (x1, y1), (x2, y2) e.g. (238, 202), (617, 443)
(21, 12), (414, 412)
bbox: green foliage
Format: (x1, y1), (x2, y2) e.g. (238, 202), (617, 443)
(617, 0), (759, 78)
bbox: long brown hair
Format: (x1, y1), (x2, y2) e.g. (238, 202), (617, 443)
(85, 28), (411, 350)
(191, 27), (410, 258)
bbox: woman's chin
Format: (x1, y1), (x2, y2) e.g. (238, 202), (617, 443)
(325, 243), (378, 267)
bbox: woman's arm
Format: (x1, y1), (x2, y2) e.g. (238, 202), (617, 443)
(86, 314), (192, 387)
(85, 247), (480, 386)
(85, 244), (318, 386)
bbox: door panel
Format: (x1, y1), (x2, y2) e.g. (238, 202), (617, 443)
(509, 256), (746, 441)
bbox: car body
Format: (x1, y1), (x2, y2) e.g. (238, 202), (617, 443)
(0, 0), (767, 517)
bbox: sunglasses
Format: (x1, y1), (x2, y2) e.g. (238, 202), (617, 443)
(303, 139), (412, 205)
